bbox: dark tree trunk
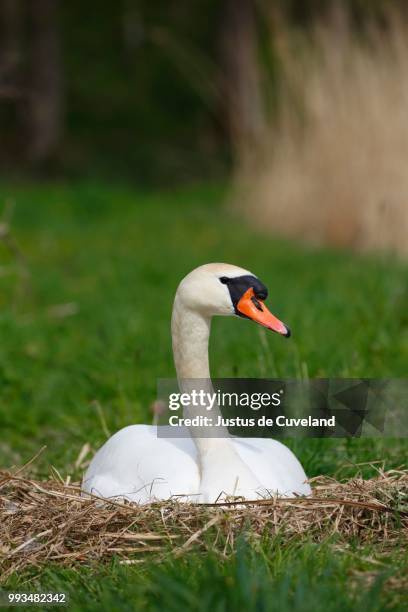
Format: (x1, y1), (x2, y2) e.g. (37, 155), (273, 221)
(26, 0), (63, 164)
(218, 0), (264, 160)
(0, 0), (22, 98)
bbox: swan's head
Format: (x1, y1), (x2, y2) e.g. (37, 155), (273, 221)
(176, 263), (290, 337)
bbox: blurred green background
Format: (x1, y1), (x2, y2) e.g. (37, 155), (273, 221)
(0, 181), (406, 476)
(1, 0), (406, 183)
(1, 0), (406, 465)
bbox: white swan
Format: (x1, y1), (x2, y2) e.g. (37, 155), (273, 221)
(82, 263), (311, 503)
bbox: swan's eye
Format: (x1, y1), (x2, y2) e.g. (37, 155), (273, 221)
(254, 288), (267, 301)
(220, 275), (267, 300)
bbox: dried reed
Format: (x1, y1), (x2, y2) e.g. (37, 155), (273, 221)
(237, 12), (408, 255)
(1, 466), (406, 583)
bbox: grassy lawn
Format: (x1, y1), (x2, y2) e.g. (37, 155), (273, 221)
(0, 181), (407, 610)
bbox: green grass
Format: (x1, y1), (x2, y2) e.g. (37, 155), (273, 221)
(0, 181), (407, 609)
(5, 539), (405, 612)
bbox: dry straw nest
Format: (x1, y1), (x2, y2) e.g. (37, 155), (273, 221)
(0, 465), (407, 583)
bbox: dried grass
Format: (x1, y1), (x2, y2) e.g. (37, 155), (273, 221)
(237, 12), (408, 255)
(1, 466), (407, 583)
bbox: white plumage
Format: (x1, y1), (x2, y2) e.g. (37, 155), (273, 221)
(83, 263), (311, 503)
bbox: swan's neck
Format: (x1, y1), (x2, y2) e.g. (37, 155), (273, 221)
(171, 295), (261, 499)
(171, 295), (222, 432)
(171, 296), (211, 380)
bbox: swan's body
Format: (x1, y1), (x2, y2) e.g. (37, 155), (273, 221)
(83, 263), (311, 503)
(83, 426), (310, 503)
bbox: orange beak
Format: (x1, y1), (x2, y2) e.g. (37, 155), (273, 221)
(236, 288), (290, 337)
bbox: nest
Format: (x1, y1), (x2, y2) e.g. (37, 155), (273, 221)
(1, 467), (407, 584)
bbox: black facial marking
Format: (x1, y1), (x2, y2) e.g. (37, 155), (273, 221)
(219, 274), (268, 315)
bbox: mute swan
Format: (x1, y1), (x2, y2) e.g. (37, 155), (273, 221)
(82, 263), (311, 503)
